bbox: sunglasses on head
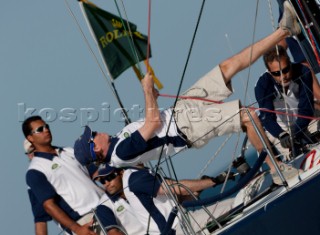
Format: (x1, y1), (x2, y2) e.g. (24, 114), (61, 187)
(269, 64), (291, 77)
(89, 131), (97, 162)
(30, 124), (50, 135)
(98, 172), (118, 184)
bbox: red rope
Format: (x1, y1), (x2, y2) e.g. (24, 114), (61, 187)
(159, 93), (320, 121)
(146, 0), (151, 71)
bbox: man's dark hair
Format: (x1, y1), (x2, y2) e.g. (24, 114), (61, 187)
(22, 116), (43, 138)
(263, 45), (291, 70)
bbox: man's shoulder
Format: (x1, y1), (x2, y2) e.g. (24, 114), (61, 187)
(257, 71), (272, 83)
(255, 72), (274, 91)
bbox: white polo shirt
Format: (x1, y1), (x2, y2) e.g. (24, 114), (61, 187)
(26, 147), (104, 219)
(122, 168), (179, 234)
(97, 193), (146, 234)
(106, 109), (188, 167)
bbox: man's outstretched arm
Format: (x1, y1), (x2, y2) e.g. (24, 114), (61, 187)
(138, 72), (162, 141)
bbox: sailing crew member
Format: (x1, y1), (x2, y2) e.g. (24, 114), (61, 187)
(24, 139), (52, 235)
(94, 166), (146, 235)
(23, 116), (109, 235)
(94, 165), (235, 234)
(255, 45), (315, 160)
(74, 1), (301, 185)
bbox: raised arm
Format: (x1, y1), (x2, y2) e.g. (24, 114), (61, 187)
(138, 72), (162, 141)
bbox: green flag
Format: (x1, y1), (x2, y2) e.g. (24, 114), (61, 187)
(82, 1), (151, 79)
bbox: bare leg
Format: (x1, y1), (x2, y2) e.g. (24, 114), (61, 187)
(220, 28), (289, 85)
(240, 109), (278, 172)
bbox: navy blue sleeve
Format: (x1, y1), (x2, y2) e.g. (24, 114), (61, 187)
(27, 189), (52, 223)
(96, 205), (118, 228)
(255, 74), (284, 137)
(116, 131), (148, 161)
(26, 170), (57, 205)
(129, 170), (162, 197)
(294, 67), (314, 136)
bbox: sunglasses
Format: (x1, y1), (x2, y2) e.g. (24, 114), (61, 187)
(99, 172), (118, 184)
(269, 64), (291, 77)
(30, 124), (50, 135)
(89, 131), (97, 162)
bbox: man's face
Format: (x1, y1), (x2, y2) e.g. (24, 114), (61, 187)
(27, 120), (52, 146)
(93, 132), (110, 161)
(268, 57), (292, 87)
(101, 171), (123, 196)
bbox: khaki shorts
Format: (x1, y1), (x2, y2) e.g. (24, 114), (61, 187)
(174, 66), (242, 148)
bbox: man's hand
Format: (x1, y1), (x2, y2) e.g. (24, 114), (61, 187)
(138, 72), (162, 141)
(201, 171), (236, 186)
(279, 132), (291, 148)
(73, 222), (97, 235)
(142, 72), (159, 99)
(141, 72), (154, 90)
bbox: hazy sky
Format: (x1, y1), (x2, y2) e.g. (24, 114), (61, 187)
(0, 0), (284, 234)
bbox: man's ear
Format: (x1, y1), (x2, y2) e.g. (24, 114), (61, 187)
(27, 135), (33, 144)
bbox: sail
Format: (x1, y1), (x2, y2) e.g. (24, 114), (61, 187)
(81, 1), (151, 79)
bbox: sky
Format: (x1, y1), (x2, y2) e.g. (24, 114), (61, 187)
(0, 0), (285, 234)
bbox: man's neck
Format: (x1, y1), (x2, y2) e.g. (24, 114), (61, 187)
(35, 145), (56, 154)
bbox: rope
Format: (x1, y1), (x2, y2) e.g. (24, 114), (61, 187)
(146, 0), (151, 70)
(159, 93), (320, 121)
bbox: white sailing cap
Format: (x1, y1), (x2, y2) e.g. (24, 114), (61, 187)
(24, 139), (35, 154)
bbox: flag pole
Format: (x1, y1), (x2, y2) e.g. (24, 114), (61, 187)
(78, 0), (131, 125)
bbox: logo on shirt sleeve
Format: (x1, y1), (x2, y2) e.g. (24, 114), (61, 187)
(123, 132), (130, 138)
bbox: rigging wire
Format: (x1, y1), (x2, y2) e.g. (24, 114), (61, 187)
(145, 1), (208, 234)
(55, 1), (319, 234)
(243, 0), (260, 106)
(64, 0), (131, 124)
(113, 0), (144, 75)
(197, 134), (233, 178)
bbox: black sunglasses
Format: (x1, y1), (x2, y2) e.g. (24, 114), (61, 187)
(30, 124), (50, 135)
(99, 172), (118, 184)
(269, 64), (291, 77)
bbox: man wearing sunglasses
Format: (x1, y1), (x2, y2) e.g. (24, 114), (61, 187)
(74, 1), (301, 185)
(255, 45), (315, 160)
(94, 166), (146, 235)
(93, 165), (235, 234)
(23, 116), (105, 235)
